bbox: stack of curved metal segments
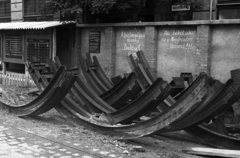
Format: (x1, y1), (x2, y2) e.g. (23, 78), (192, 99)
(0, 51), (239, 150)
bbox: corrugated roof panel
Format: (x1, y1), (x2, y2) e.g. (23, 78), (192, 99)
(0, 21), (75, 30)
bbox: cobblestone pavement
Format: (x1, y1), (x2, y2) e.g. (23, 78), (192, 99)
(0, 123), (121, 158)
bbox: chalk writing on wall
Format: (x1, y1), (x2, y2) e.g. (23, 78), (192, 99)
(157, 27), (197, 82)
(115, 28), (145, 76)
(160, 30), (196, 50)
(121, 31), (145, 57)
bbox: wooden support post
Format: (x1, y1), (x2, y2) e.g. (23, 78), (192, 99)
(52, 27), (57, 61)
(25, 64), (29, 87)
(2, 62), (6, 75)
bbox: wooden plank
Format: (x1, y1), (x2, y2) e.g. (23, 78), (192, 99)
(88, 65), (98, 71)
(41, 74), (54, 79)
(183, 147), (240, 158)
(52, 27), (56, 60)
(67, 68), (79, 75)
(54, 56), (62, 68)
(138, 63), (153, 85)
(33, 65), (47, 71)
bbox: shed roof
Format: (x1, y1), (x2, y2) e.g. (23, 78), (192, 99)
(0, 21), (75, 30)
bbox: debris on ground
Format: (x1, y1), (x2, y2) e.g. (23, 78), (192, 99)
(131, 146), (146, 152)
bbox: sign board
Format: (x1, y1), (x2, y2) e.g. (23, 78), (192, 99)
(172, 5), (190, 11)
(5, 34), (23, 59)
(27, 38), (50, 63)
(89, 31), (101, 53)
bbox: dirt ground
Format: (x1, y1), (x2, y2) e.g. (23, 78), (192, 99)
(0, 84), (208, 158)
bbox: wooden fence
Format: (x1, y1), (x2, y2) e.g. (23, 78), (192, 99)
(0, 73), (36, 88)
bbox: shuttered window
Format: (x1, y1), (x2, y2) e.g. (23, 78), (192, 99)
(24, 0), (46, 14)
(0, 1), (10, 17)
(218, 0), (240, 4)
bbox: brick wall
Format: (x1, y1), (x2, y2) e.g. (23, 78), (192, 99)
(195, 25), (211, 76)
(144, 27), (158, 78)
(72, 27), (81, 68)
(76, 20), (240, 82)
(103, 27), (116, 78)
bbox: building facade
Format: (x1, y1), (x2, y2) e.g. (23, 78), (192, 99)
(0, 0), (239, 23)
(87, 0), (218, 23)
(0, 0), (75, 74)
(0, 0), (239, 75)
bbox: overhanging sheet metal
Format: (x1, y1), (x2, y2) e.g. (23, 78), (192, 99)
(0, 21), (75, 30)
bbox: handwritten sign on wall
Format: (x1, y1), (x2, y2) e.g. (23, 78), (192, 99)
(121, 31), (145, 57)
(160, 29), (195, 50)
(157, 26), (197, 82)
(115, 28), (145, 75)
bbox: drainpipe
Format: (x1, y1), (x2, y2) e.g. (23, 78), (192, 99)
(209, 0), (213, 20)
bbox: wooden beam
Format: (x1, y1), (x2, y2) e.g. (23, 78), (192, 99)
(183, 147), (240, 158)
